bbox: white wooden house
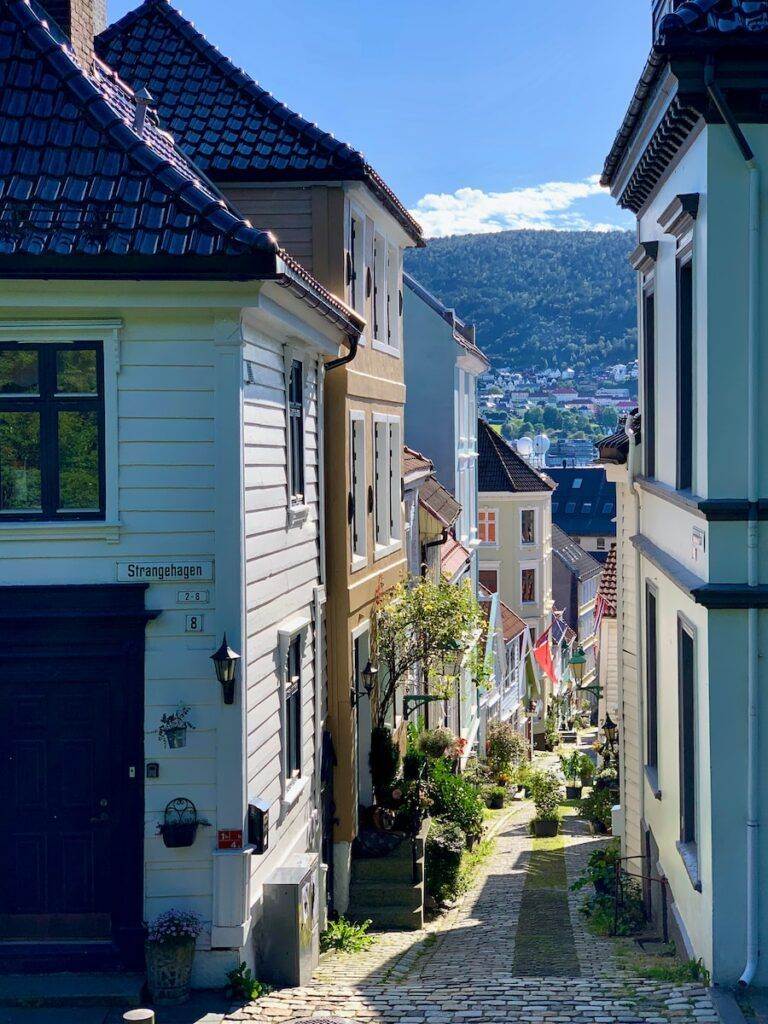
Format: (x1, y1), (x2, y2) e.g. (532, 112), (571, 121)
(0, 0), (361, 987)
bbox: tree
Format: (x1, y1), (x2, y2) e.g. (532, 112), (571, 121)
(372, 577), (487, 728)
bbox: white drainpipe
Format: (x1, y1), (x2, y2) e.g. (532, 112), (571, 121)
(625, 424), (645, 848)
(704, 64), (761, 987)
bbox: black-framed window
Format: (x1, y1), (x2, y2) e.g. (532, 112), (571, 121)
(646, 586), (659, 770)
(0, 342), (104, 521)
(678, 618), (696, 845)
(643, 290), (656, 477)
(676, 257), (693, 491)
(288, 359), (304, 503)
(285, 635), (302, 780)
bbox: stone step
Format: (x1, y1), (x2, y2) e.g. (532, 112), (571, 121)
(350, 880), (423, 909)
(348, 902), (424, 931)
(0, 972), (144, 1008)
(352, 855), (423, 883)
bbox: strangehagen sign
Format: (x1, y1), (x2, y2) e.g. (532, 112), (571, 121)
(116, 560), (214, 583)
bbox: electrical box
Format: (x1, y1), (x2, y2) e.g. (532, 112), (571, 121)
(261, 856), (319, 987)
(248, 798), (270, 854)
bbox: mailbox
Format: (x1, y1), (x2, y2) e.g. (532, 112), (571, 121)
(248, 798), (270, 854)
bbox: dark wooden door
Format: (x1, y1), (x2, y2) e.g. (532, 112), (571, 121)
(0, 657), (142, 963)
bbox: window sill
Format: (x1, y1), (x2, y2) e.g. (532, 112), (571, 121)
(287, 503), (310, 528)
(374, 540), (401, 561)
(350, 553), (368, 574)
(371, 339), (401, 358)
(282, 776), (309, 814)
(676, 839), (702, 892)
(0, 519), (120, 543)
(644, 765), (662, 801)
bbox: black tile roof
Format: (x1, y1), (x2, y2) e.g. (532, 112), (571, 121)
(548, 467), (617, 539)
(0, 0), (281, 276)
(662, 1), (768, 34)
(551, 525), (603, 583)
(419, 475), (461, 528)
(597, 411), (641, 466)
(478, 419), (555, 494)
(96, 0), (423, 244)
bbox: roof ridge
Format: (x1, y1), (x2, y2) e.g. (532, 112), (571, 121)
(98, 0), (363, 168)
(12, 0), (276, 258)
(96, 1), (423, 244)
(480, 418), (553, 490)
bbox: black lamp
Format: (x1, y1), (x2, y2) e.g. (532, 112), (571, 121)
(602, 713), (618, 749)
(211, 634), (240, 705)
(351, 660), (378, 707)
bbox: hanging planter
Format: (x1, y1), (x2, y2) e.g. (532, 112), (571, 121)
(158, 798), (210, 849)
(158, 704), (196, 750)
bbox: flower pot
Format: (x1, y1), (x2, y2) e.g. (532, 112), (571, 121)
(165, 726), (187, 750)
(146, 937), (195, 1005)
(590, 819), (610, 835)
(531, 818), (559, 838)
(160, 822), (199, 848)
(565, 784), (582, 800)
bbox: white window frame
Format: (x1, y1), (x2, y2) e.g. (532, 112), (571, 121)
(479, 562), (500, 594)
(0, 319), (121, 542)
(520, 508), (536, 547)
(284, 347), (309, 527)
(520, 561), (538, 606)
(373, 412), (402, 559)
(371, 234), (402, 358)
(479, 508), (498, 547)
(345, 201), (367, 334)
(350, 409), (367, 570)
(277, 615), (311, 811)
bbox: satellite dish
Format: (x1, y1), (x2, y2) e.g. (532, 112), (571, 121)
(534, 433), (551, 456)
(517, 437), (534, 458)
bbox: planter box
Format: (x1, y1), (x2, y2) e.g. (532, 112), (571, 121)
(565, 785), (583, 800)
(531, 819), (559, 838)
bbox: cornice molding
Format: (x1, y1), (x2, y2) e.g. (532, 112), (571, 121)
(658, 192), (700, 238)
(629, 241), (660, 274)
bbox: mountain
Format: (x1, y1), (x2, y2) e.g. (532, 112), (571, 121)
(404, 230), (637, 373)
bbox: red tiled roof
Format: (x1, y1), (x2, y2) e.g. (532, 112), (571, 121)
(499, 600), (527, 643)
(403, 446), (433, 481)
(597, 543), (617, 618)
(420, 477), (461, 528)
(440, 535), (471, 581)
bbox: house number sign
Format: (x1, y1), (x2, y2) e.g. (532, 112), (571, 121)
(116, 560), (214, 583)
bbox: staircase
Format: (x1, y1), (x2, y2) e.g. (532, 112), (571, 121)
(348, 821), (428, 931)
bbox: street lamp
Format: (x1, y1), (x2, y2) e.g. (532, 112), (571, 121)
(602, 713), (618, 750)
(351, 659), (377, 707)
(211, 634), (240, 705)
(569, 645), (587, 685)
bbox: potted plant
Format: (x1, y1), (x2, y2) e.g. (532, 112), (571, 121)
(516, 761), (534, 797)
(485, 720), (527, 779)
(158, 704), (196, 750)
(578, 754), (595, 788)
(145, 909), (203, 1005)
(580, 787), (613, 834)
(482, 784), (506, 810)
(418, 727), (455, 760)
(530, 769), (562, 837)
(594, 765), (618, 792)
(559, 750), (583, 799)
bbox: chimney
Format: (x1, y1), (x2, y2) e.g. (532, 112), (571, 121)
(42, 0), (107, 65)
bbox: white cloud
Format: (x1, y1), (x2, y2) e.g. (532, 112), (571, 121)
(409, 175), (628, 237)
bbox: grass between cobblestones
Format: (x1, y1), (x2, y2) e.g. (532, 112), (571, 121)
(511, 806), (580, 977)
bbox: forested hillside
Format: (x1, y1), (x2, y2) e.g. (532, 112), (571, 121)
(404, 230), (636, 373)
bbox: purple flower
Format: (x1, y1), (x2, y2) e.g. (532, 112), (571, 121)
(146, 909), (204, 945)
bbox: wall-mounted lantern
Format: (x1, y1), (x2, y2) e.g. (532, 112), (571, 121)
(211, 634), (240, 705)
(602, 713), (618, 751)
(351, 659), (377, 708)
(569, 645), (587, 685)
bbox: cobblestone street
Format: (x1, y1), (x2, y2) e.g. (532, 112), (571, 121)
(227, 803), (722, 1024)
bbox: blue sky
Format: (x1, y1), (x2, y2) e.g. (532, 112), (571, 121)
(108, 0), (650, 235)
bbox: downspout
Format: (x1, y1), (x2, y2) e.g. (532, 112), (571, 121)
(314, 358), (327, 867)
(325, 331), (359, 372)
(625, 423), (645, 854)
(705, 62), (761, 989)
(422, 527), (449, 578)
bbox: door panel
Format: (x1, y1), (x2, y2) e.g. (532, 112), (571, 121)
(0, 675), (114, 941)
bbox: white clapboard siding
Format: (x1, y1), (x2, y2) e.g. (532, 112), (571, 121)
(241, 332), (321, 907)
(619, 488), (643, 860)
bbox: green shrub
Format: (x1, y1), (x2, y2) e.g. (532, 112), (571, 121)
(481, 784), (506, 810)
(370, 725), (400, 801)
(580, 787), (614, 830)
(486, 720), (527, 776)
(530, 769), (561, 822)
(428, 757), (484, 843)
(515, 761), (534, 792)
(426, 818), (465, 904)
(320, 917), (374, 954)
(560, 750), (594, 784)
(463, 756), (494, 788)
(571, 840), (621, 895)
(225, 962), (272, 1001)
(402, 748), (427, 781)
(419, 727), (455, 760)
(581, 880), (645, 936)
(595, 765), (618, 790)
(544, 715), (559, 752)
(638, 957), (711, 985)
